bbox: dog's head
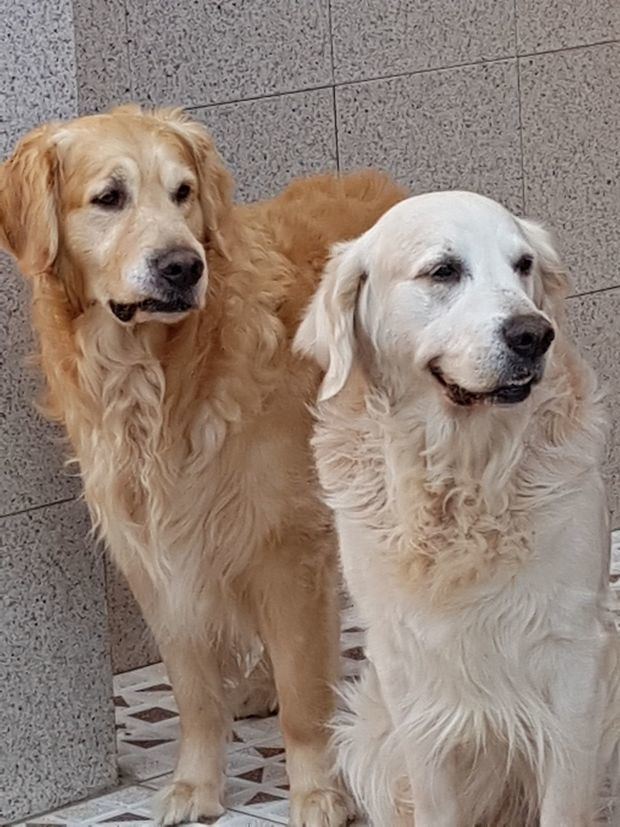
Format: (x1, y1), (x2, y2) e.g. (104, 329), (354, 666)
(296, 191), (568, 408)
(0, 105), (232, 324)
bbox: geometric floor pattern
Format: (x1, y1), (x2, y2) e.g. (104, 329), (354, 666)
(15, 531), (620, 826)
(16, 607), (365, 827)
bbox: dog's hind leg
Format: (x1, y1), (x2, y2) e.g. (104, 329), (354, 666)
(252, 530), (353, 827)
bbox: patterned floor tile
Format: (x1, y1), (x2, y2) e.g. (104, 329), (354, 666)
(19, 536), (619, 825)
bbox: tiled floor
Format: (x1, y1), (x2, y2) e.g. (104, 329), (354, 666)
(15, 607), (365, 827)
(16, 533), (620, 826)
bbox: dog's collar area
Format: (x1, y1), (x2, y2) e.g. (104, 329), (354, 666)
(109, 296), (194, 323)
(429, 364), (536, 406)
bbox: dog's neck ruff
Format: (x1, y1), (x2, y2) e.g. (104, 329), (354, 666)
(313, 348), (604, 603)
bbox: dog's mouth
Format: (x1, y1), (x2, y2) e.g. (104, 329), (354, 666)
(429, 364), (537, 407)
(109, 296), (195, 323)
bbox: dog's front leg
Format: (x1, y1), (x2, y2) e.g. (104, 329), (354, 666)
(119, 561), (230, 825)
(539, 651), (604, 827)
(153, 632), (229, 825)
(372, 649), (461, 827)
(252, 533), (352, 827)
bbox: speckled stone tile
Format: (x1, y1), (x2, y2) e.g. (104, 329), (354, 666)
(0, 255), (80, 517)
(566, 288), (620, 528)
(106, 558), (159, 675)
(14, 587), (618, 823)
(520, 43), (620, 295)
(516, 0), (620, 54)
(22, 607), (367, 824)
(0, 499), (116, 823)
(1, 120), (36, 166)
(0, 0), (76, 157)
(336, 60), (522, 213)
(72, 0), (131, 114)
(330, 0), (515, 83)
(192, 88), (337, 204)
(124, 0), (331, 108)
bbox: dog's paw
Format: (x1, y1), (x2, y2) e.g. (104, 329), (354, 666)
(289, 788), (354, 827)
(153, 780), (225, 825)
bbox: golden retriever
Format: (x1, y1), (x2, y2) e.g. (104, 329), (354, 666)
(0, 105), (405, 825)
(295, 192), (620, 825)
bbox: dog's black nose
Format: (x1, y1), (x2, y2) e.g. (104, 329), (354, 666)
(153, 248), (204, 290)
(502, 314), (555, 360)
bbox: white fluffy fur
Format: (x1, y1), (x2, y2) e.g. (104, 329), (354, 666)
(295, 192), (620, 826)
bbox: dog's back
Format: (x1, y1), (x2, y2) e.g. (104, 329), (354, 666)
(239, 170), (406, 335)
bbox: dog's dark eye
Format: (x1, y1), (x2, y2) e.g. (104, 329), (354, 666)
(430, 260), (462, 282)
(515, 254), (534, 275)
(91, 187), (125, 210)
(174, 183), (192, 204)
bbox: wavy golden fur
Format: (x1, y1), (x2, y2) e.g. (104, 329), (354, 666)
(0, 105), (406, 825)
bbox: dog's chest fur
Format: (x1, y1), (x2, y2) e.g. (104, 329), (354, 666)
(315, 362), (607, 604)
(315, 372), (609, 670)
(317, 361), (614, 820)
(66, 309), (307, 606)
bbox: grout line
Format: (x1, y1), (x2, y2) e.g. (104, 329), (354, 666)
(182, 39), (619, 114)
(0, 495), (77, 522)
(68, 0), (82, 116)
(229, 807), (286, 825)
(185, 83), (335, 112)
(121, 0), (135, 102)
(512, 0), (527, 214)
(335, 54), (515, 88)
(516, 37), (618, 61)
(325, 0), (341, 173)
(567, 284), (620, 300)
(325, 0), (336, 85)
(332, 85), (341, 172)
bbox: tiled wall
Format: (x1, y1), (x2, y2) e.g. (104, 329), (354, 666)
(0, 2), (117, 822)
(2, 0), (619, 690)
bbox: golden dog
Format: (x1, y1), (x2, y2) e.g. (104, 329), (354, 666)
(0, 105), (405, 825)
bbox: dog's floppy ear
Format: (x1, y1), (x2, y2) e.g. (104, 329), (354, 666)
(161, 109), (234, 259)
(294, 240), (366, 402)
(0, 125), (59, 276)
(517, 217), (569, 314)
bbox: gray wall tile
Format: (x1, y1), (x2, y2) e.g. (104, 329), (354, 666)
(336, 60), (523, 213)
(2, 0), (615, 689)
(106, 559), (159, 674)
(0, 0), (77, 154)
(1, 6), (116, 819)
(194, 88), (337, 203)
(331, 0), (515, 83)
(566, 288), (620, 528)
(516, 0), (620, 54)
(520, 43), (620, 295)
(126, 0), (331, 108)
(72, 0), (131, 114)
(0, 256), (79, 517)
(0, 499), (116, 823)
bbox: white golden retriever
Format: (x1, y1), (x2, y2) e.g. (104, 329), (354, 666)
(294, 192), (620, 826)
